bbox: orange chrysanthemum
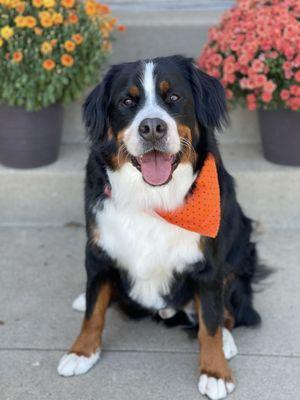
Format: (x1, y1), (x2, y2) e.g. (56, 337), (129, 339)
(16, 3), (26, 13)
(40, 17), (52, 27)
(40, 41), (52, 54)
(97, 4), (110, 14)
(101, 21), (113, 32)
(52, 12), (63, 25)
(34, 27), (43, 35)
(72, 33), (83, 45)
(43, 0), (55, 8)
(61, 53), (74, 67)
(85, 1), (96, 16)
(64, 40), (76, 52)
(50, 39), (57, 46)
(68, 13), (78, 24)
(26, 16), (37, 28)
(43, 59), (55, 70)
(15, 16), (27, 28)
(39, 12), (53, 28)
(118, 25), (126, 32)
(10, 0), (20, 7)
(32, 0), (43, 7)
(12, 51), (23, 63)
(109, 18), (117, 27)
(61, 0), (75, 8)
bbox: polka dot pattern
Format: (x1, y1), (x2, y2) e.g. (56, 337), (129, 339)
(157, 153), (221, 238)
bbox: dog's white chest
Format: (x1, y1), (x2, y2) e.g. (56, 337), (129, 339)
(95, 201), (203, 309)
(94, 163), (204, 310)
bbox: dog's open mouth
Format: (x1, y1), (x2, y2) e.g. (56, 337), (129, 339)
(131, 150), (179, 186)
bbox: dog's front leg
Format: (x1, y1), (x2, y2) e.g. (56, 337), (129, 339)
(195, 286), (235, 399)
(57, 246), (112, 377)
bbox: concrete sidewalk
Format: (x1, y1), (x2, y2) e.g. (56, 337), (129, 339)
(1, 226), (299, 399)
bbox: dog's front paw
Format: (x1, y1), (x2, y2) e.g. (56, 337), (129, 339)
(198, 374), (235, 400)
(57, 351), (100, 377)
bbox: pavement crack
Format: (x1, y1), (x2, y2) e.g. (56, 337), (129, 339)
(0, 347), (299, 359)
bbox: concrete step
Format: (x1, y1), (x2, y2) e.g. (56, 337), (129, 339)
(109, 9), (219, 66)
(106, 1), (234, 66)
(1, 143), (299, 228)
(109, 0), (233, 8)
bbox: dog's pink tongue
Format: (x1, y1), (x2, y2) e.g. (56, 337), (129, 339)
(140, 151), (172, 186)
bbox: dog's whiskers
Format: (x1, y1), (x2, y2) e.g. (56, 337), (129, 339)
(117, 144), (130, 167)
(180, 137), (196, 160)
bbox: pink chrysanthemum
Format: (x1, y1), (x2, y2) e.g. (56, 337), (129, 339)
(199, 0), (300, 111)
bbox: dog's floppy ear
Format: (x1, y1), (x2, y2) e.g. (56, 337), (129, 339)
(83, 66), (117, 144)
(188, 62), (228, 132)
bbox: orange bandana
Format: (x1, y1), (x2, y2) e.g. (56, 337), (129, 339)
(156, 153), (220, 238)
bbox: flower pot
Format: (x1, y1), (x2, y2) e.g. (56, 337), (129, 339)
(258, 109), (300, 166)
(0, 104), (63, 169)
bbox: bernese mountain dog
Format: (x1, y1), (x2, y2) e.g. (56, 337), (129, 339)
(57, 55), (266, 400)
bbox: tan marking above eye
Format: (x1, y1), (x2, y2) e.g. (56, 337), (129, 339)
(129, 85), (140, 97)
(159, 80), (170, 94)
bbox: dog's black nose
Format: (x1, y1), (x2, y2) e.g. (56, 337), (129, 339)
(138, 118), (167, 142)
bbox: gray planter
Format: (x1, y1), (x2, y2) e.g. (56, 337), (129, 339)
(0, 104), (63, 169)
(258, 109), (300, 166)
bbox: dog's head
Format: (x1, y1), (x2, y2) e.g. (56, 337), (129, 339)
(84, 55), (228, 186)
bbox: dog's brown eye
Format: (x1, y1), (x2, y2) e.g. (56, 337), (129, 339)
(123, 98), (135, 107)
(169, 94), (180, 102)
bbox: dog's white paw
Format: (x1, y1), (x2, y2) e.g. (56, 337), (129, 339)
(57, 351), (100, 377)
(222, 328), (238, 360)
(72, 293), (86, 312)
(158, 307), (176, 319)
(198, 374), (235, 399)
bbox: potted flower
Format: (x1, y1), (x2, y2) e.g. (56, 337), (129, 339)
(199, 0), (300, 166)
(0, 0), (124, 168)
